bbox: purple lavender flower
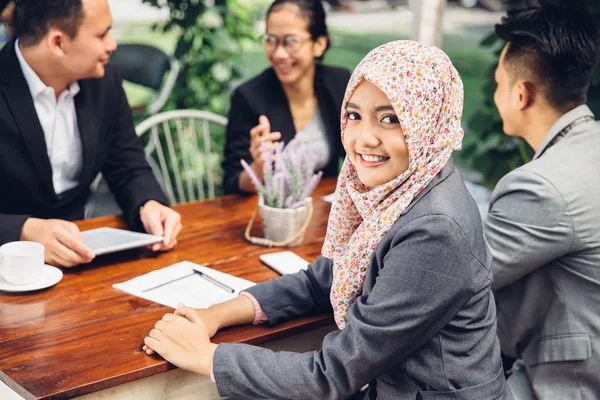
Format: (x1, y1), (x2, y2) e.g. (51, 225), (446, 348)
(241, 137), (324, 208)
(288, 200), (308, 209)
(274, 142), (286, 174)
(284, 195), (294, 208)
(299, 170), (323, 200)
(273, 172), (285, 208)
(241, 159), (265, 196)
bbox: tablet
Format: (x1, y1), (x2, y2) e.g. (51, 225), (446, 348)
(81, 227), (164, 256)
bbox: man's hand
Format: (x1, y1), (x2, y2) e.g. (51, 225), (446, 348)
(20, 218), (95, 268)
(139, 200), (182, 251)
(143, 310), (218, 376)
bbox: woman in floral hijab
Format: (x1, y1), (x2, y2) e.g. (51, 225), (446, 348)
(324, 40), (465, 329)
(144, 41), (511, 400)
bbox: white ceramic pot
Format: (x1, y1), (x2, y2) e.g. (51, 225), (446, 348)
(259, 197), (312, 247)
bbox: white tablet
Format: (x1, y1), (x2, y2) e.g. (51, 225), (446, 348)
(81, 227), (164, 256)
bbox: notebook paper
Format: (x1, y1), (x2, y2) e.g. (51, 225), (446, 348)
(113, 261), (255, 309)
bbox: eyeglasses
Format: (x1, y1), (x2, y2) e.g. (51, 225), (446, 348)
(261, 33), (312, 54)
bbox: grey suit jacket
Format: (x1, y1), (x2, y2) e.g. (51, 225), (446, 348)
(484, 105), (600, 400)
(213, 162), (511, 400)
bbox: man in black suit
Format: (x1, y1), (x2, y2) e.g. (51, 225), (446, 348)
(0, 0), (182, 267)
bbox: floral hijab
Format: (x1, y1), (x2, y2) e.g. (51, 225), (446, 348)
(322, 40), (464, 329)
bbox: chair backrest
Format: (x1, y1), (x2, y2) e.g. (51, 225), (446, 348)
(135, 110), (228, 205)
(109, 43), (180, 115)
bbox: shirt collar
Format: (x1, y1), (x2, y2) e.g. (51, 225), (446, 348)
(14, 39), (81, 99)
(533, 104), (595, 160)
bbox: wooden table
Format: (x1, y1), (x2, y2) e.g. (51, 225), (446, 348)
(0, 179), (337, 400)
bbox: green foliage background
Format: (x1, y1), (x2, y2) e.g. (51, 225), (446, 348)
(136, 0), (600, 192)
(141, 0), (257, 113)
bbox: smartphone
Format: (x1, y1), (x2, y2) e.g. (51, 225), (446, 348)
(259, 251), (310, 275)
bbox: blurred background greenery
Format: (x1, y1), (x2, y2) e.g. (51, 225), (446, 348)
(117, 0), (599, 191)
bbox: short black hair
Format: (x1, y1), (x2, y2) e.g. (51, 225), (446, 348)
(267, 0), (330, 60)
(14, 0), (85, 47)
(496, 5), (600, 110)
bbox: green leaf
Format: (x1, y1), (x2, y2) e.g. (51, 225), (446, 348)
(211, 62), (232, 82)
(174, 37), (194, 59)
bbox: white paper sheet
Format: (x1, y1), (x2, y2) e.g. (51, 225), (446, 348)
(322, 193), (335, 203)
(113, 261), (255, 309)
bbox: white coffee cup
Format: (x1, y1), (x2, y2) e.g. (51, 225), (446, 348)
(0, 241), (45, 285)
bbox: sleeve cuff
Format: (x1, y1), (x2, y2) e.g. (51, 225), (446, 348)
(240, 291), (268, 324)
(210, 350), (217, 382)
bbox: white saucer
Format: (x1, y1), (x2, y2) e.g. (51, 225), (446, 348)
(0, 265), (63, 292)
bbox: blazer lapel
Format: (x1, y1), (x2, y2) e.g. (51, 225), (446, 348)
(74, 82), (98, 187)
(265, 69), (296, 144)
(401, 160), (456, 216)
(0, 41), (55, 196)
(314, 64), (340, 162)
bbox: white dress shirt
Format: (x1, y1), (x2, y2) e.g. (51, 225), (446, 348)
(15, 40), (83, 195)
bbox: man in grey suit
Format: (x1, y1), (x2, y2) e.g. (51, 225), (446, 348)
(485, 6), (600, 400)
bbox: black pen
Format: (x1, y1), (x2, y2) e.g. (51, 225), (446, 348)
(196, 269), (235, 294)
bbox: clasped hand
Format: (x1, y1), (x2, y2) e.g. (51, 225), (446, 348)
(143, 305), (218, 376)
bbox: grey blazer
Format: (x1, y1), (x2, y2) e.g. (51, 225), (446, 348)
(213, 161), (511, 400)
(484, 105), (600, 400)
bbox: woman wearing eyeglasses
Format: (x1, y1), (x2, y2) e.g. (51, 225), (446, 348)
(222, 0), (351, 195)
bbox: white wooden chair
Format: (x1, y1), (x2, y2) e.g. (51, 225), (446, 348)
(135, 109), (228, 205)
(85, 109), (227, 218)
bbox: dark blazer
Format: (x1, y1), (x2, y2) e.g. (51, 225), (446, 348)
(213, 162), (512, 400)
(0, 40), (168, 245)
(222, 63), (351, 194)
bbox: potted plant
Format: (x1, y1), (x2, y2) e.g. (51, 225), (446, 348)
(241, 138), (323, 247)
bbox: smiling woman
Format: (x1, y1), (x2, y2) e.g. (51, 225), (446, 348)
(221, 0), (351, 195)
(343, 81), (409, 187)
(144, 40), (512, 400)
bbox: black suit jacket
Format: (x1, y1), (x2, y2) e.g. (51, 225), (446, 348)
(0, 40), (169, 244)
(222, 63), (351, 194)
